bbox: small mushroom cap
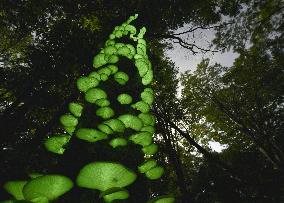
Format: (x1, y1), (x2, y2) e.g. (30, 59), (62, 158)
(138, 113), (155, 126)
(142, 69), (154, 85)
(23, 175), (73, 201)
(76, 162), (137, 191)
(68, 102), (83, 117)
(95, 98), (110, 107)
(44, 135), (71, 154)
(141, 126), (155, 134)
(145, 166), (164, 180)
(85, 88), (107, 104)
(107, 64), (118, 74)
(96, 107), (115, 119)
(102, 188), (129, 203)
(142, 143), (158, 155)
(93, 53), (107, 68)
(141, 90), (154, 105)
(147, 195), (175, 203)
(3, 181), (27, 200)
(131, 101), (150, 113)
(129, 132), (153, 147)
(76, 76), (99, 92)
(114, 72), (129, 85)
(97, 124), (113, 134)
(138, 159), (157, 173)
(89, 71), (101, 80)
(103, 119), (125, 133)
(117, 93), (132, 105)
(76, 128), (108, 142)
(118, 114), (143, 131)
(109, 138), (128, 148)
(60, 114), (78, 127)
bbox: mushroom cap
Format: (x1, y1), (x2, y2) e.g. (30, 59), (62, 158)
(147, 195), (175, 203)
(138, 159), (157, 173)
(44, 135), (71, 154)
(118, 114), (143, 131)
(68, 102), (83, 117)
(76, 128), (108, 142)
(76, 162), (137, 191)
(109, 138), (128, 148)
(22, 175), (73, 201)
(145, 166), (164, 180)
(142, 143), (158, 155)
(117, 93), (133, 105)
(3, 181), (27, 200)
(101, 188), (130, 203)
(59, 114), (78, 127)
(129, 132), (153, 147)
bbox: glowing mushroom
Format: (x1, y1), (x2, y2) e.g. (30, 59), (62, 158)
(118, 114), (143, 131)
(76, 162), (137, 192)
(68, 102), (83, 117)
(147, 195), (175, 203)
(3, 181), (27, 200)
(22, 175), (73, 202)
(44, 135), (71, 154)
(76, 128), (108, 142)
(117, 93), (132, 105)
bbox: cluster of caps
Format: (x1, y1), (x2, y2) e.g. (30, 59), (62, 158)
(2, 14), (174, 203)
(3, 174), (73, 203)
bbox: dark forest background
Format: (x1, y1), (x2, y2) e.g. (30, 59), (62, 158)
(0, 0), (283, 202)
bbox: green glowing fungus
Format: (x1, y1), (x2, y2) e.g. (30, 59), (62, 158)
(142, 143), (158, 155)
(114, 72), (129, 85)
(68, 102), (83, 117)
(131, 101), (150, 113)
(141, 126), (155, 134)
(60, 114), (78, 127)
(22, 175), (73, 202)
(138, 113), (155, 126)
(141, 89), (154, 105)
(117, 93), (132, 104)
(145, 166), (164, 180)
(98, 124), (113, 134)
(3, 181), (27, 200)
(103, 119), (125, 133)
(102, 188), (129, 203)
(85, 88), (107, 104)
(129, 132), (153, 147)
(118, 114), (143, 131)
(76, 128), (108, 142)
(93, 53), (107, 68)
(76, 162), (137, 191)
(95, 98), (110, 107)
(109, 138), (128, 148)
(96, 107), (115, 119)
(107, 64), (118, 74)
(77, 76), (99, 92)
(138, 159), (157, 174)
(147, 195), (175, 203)
(44, 135), (70, 154)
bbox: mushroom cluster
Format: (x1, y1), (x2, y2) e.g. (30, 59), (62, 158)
(2, 14), (174, 203)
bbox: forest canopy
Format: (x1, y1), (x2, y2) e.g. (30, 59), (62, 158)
(0, 0), (283, 202)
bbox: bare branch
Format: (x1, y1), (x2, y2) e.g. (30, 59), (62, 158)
(172, 22), (234, 36)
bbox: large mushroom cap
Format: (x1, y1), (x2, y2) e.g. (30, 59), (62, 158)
(76, 162), (137, 191)
(22, 175), (73, 202)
